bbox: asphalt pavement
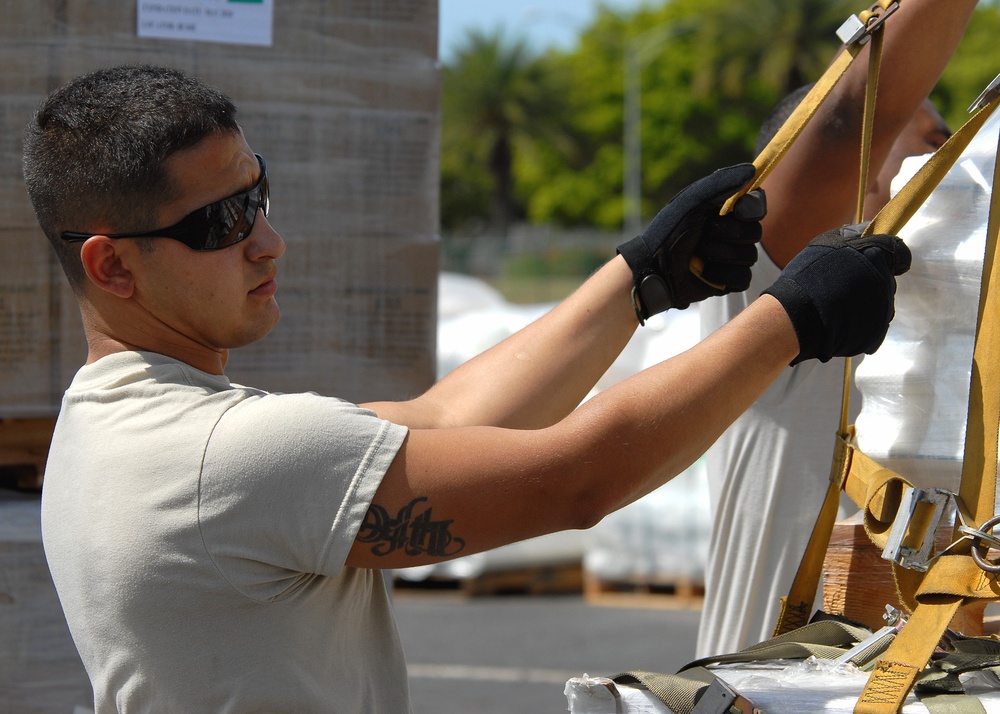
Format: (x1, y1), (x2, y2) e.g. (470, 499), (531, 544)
(392, 591), (702, 714)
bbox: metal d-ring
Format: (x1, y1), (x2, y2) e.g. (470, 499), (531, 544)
(963, 514), (1000, 573)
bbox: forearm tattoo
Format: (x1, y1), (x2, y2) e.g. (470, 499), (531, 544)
(357, 497), (466, 558)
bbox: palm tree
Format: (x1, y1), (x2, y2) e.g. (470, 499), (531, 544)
(689, 0), (858, 98)
(442, 28), (571, 236)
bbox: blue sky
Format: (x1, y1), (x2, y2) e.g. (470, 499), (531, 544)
(439, 0), (651, 62)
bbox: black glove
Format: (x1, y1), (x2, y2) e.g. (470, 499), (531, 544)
(617, 163), (766, 321)
(762, 223), (912, 365)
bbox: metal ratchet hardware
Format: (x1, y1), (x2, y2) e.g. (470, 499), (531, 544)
(958, 514), (1000, 573)
(836, 1), (899, 46)
(691, 678), (763, 714)
(882, 485), (1000, 574)
(969, 71), (1000, 113)
(881, 487), (953, 572)
(833, 605), (906, 668)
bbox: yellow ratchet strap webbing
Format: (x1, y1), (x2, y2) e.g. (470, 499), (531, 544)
(772, 72), (1000, 646)
(770, 12), (887, 637)
(851, 93), (1000, 714)
(717, 0), (901, 216)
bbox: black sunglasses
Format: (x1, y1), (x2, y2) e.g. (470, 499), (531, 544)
(61, 154), (269, 252)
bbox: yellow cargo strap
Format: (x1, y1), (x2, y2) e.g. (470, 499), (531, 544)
(773, 82), (1000, 640)
(719, 0), (897, 217)
(851, 92), (1000, 714)
(732, 12), (888, 634)
(770, 75), (1000, 712)
(770, 11), (888, 636)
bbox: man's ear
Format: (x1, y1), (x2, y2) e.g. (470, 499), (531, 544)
(79, 236), (135, 298)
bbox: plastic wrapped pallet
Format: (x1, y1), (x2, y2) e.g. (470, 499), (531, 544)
(398, 276), (711, 587)
(565, 660), (1000, 713)
(0, 1), (440, 417)
(854, 110), (1000, 494)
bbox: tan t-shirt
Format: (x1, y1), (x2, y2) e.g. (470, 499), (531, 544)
(42, 351), (409, 713)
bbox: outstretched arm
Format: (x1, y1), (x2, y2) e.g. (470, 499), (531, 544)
(369, 257), (640, 430)
(761, 0), (977, 268)
(369, 167), (763, 430)
(352, 228), (909, 569)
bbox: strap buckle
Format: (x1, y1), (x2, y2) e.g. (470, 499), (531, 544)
(969, 72), (1000, 113)
(691, 678), (761, 714)
(957, 514), (1000, 573)
(836, 1), (899, 46)
(832, 605), (906, 668)
(881, 487), (953, 572)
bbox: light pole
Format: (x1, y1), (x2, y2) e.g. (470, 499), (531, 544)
(623, 23), (694, 237)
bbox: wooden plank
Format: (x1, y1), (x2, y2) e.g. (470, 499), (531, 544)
(822, 519), (985, 635)
(395, 563), (584, 598)
(0, 418), (55, 490)
(583, 573), (704, 610)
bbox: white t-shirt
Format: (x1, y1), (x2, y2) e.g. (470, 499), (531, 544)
(41, 351), (410, 713)
(696, 254), (859, 656)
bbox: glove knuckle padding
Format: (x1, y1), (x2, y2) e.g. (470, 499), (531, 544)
(617, 163), (763, 319)
(700, 264), (752, 292)
(666, 163), (757, 219)
(763, 229), (905, 364)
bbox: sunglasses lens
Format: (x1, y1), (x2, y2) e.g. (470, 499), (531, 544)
(196, 159), (268, 251)
(202, 194), (252, 250)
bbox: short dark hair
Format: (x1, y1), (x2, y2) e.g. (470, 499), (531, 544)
(22, 64), (240, 289)
(755, 83), (816, 157)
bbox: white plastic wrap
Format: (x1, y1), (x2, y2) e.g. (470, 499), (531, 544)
(854, 110), (1000, 494)
(565, 659), (1000, 713)
(399, 275), (710, 584)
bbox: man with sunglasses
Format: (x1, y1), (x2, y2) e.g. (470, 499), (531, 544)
(24, 64), (908, 712)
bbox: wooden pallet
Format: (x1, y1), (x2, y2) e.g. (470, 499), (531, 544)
(583, 573), (705, 610)
(395, 562), (584, 598)
(0, 418), (56, 491)
(823, 518), (986, 635)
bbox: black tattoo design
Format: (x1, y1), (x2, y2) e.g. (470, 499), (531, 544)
(357, 497), (466, 558)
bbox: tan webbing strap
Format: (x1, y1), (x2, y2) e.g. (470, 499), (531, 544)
(612, 668), (716, 714)
(777, 94), (1000, 643)
(856, 25), (884, 224)
(774, 430), (856, 634)
(719, 44), (862, 216)
(862, 95), (1000, 239)
(957, 125), (1000, 526)
(613, 620), (874, 713)
(854, 101), (1000, 714)
(770, 22), (886, 638)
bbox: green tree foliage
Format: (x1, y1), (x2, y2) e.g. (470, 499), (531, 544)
(933, 2), (1000, 129)
(440, 28), (576, 236)
(441, 0), (1000, 234)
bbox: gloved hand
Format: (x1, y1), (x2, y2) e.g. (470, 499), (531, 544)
(617, 163), (765, 321)
(762, 223), (912, 365)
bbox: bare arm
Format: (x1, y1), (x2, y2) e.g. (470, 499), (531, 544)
(367, 165), (763, 432)
(761, 0), (977, 268)
(364, 257), (640, 430)
(348, 294), (798, 569)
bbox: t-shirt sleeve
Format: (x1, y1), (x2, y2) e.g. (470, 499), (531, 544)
(197, 392), (408, 598)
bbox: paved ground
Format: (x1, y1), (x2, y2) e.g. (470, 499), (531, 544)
(392, 591), (702, 714)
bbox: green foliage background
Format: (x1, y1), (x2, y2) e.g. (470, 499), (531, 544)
(440, 0), (1000, 237)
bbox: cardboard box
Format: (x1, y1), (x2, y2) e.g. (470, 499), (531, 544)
(0, 493), (93, 713)
(0, 0), (440, 416)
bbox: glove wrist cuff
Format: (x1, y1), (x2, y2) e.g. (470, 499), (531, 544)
(762, 280), (823, 365)
(618, 237), (673, 321)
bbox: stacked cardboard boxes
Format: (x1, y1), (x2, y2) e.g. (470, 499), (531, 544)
(1, 0), (440, 417)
